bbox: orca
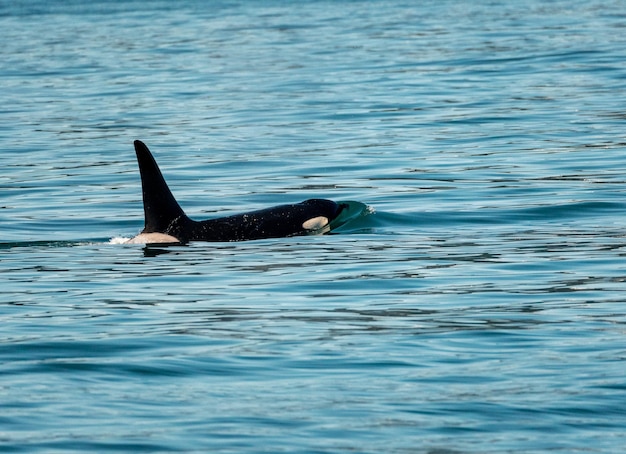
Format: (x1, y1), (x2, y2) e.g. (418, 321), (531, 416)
(126, 140), (348, 244)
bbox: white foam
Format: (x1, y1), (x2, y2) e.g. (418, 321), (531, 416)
(109, 237), (131, 244)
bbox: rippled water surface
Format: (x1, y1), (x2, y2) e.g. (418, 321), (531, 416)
(2, 0), (626, 452)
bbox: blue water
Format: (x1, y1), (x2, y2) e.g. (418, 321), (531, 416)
(2, 0), (626, 452)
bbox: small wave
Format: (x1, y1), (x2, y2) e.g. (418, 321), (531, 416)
(330, 201), (371, 230)
(0, 240), (94, 250)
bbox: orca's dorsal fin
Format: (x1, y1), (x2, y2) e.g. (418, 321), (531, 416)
(134, 140), (187, 233)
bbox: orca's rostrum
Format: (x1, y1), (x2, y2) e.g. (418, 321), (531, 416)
(126, 140), (353, 244)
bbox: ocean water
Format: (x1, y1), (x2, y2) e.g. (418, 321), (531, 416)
(2, 0), (626, 452)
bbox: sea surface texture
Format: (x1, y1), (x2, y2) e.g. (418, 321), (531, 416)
(2, 0), (626, 452)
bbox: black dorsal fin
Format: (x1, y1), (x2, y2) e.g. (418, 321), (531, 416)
(134, 140), (187, 233)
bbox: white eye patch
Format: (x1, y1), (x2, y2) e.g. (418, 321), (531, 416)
(302, 216), (329, 231)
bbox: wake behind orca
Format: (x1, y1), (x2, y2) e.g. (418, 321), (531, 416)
(127, 140), (362, 244)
